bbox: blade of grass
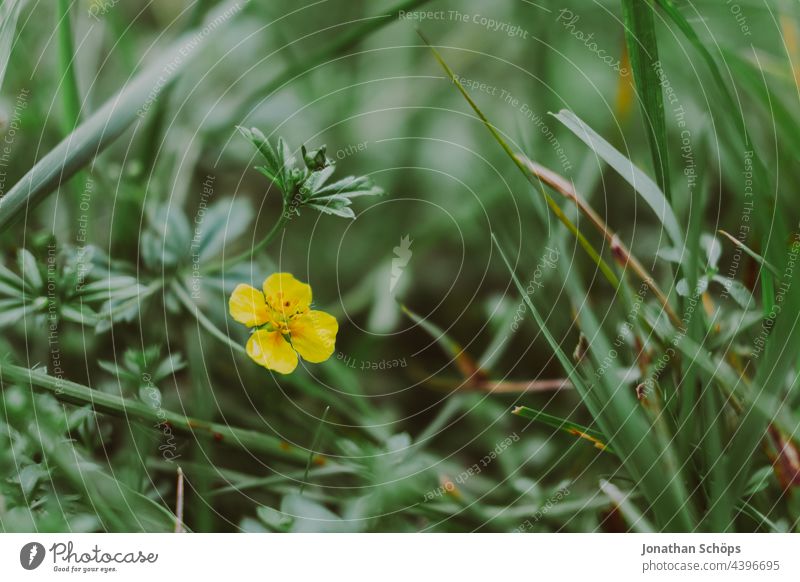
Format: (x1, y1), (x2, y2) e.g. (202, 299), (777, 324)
(0, 0), (27, 92)
(517, 155), (680, 327)
(717, 229), (780, 278)
(512, 405), (611, 453)
(620, 0), (671, 201)
(551, 109), (683, 250)
(417, 31), (621, 291)
(400, 304), (487, 382)
(599, 479), (655, 533)
(57, 0), (82, 134)
(299, 406), (330, 495)
(494, 234), (695, 530)
(653, 0), (787, 269)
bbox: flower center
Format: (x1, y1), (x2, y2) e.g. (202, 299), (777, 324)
(263, 292), (308, 335)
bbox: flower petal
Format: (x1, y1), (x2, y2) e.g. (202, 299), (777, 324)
(246, 329), (298, 374)
(263, 272), (312, 315)
(289, 310), (338, 363)
(229, 284), (269, 327)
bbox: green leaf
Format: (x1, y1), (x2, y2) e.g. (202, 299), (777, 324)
(306, 198), (355, 219)
(17, 249), (43, 291)
(0, 0), (27, 92)
(57, 0), (81, 134)
(620, 0), (671, 201)
(280, 493), (357, 533)
(512, 405), (610, 453)
(312, 175), (383, 199)
(0, 0), (243, 231)
(196, 198), (253, 261)
(551, 109), (683, 249)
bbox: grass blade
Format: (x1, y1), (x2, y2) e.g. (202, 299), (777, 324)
(0, 0), (27, 92)
(620, 0), (671, 201)
(0, 0), (243, 231)
(418, 31), (621, 290)
(512, 405), (611, 453)
(57, 0), (82, 133)
(551, 109), (683, 249)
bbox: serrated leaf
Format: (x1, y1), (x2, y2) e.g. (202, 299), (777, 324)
(300, 165), (336, 199)
(313, 175), (382, 199)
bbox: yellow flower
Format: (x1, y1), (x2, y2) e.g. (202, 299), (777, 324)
(229, 273), (338, 374)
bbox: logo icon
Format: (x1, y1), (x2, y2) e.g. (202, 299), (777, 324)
(20, 542), (46, 570)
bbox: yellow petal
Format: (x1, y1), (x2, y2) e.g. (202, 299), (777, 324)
(229, 284), (269, 327)
(289, 310), (338, 363)
(246, 329), (298, 374)
(263, 272), (312, 316)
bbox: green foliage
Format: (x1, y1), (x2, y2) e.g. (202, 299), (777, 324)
(239, 127), (384, 219)
(0, 0), (798, 534)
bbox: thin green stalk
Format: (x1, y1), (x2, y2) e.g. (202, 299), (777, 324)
(171, 280), (244, 354)
(418, 31), (620, 291)
(0, 361), (309, 463)
(201, 201), (289, 274)
(57, 0), (81, 134)
(300, 406), (330, 495)
(621, 0), (671, 202)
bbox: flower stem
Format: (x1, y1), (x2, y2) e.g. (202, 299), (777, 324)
(170, 280), (245, 355)
(201, 203), (289, 274)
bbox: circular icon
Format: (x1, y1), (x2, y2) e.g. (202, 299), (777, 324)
(19, 542), (46, 570)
